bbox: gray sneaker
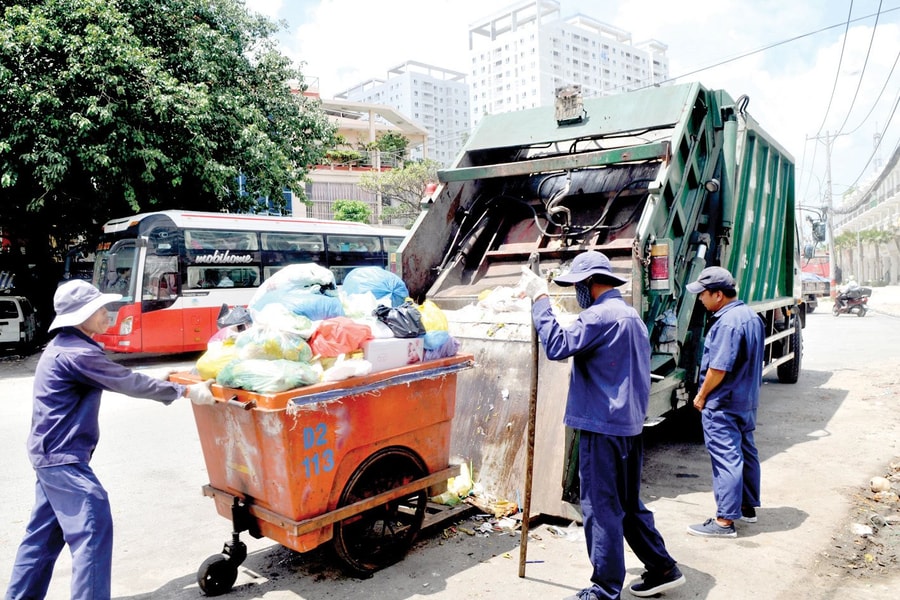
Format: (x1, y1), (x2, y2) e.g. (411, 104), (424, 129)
(687, 517), (736, 538)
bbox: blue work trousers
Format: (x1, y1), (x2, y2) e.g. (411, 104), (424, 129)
(5, 463), (113, 600)
(701, 408), (761, 521)
(579, 430), (677, 600)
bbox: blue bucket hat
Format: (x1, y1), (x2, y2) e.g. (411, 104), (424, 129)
(686, 266), (736, 294)
(553, 251), (627, 287)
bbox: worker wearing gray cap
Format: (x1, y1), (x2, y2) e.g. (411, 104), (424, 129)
(685, 266), (764, 538)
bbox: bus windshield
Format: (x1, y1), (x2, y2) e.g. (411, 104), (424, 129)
(95, 240), (139, 301)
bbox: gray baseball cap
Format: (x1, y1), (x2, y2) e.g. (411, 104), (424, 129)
(686, 266), (736, 294)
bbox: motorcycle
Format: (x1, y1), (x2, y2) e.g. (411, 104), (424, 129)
(832, 286), (872, 317)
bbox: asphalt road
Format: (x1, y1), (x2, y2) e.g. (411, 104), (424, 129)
(1, 292), (898, 599)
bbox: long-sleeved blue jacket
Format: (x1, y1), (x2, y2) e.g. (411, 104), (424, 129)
(27, 328), (186, 468)
(532, 289), (651, 437)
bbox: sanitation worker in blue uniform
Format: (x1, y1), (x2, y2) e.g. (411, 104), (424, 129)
(521, 251), (685, 600)
(685, 266), (764, 538)
(5, 280), (215, 600)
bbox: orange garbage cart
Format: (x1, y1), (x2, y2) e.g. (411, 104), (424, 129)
(171, 353), (473, 596)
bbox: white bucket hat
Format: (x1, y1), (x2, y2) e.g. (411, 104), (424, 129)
(49, 280), (122, 331)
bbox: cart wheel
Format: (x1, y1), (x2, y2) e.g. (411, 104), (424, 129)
(332, 447), (428, 577)
(197, 553), (238, 596)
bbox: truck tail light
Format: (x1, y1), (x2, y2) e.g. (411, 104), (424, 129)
(650, 242), (670, 291)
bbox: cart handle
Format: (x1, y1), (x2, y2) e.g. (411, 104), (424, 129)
(226, 395), (256, 410)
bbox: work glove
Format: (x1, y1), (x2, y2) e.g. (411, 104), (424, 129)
(186, 380), (216, 406)
(519, 266), (549, 301)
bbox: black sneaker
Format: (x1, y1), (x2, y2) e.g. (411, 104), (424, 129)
(740, 506), (757, 523)
(628, 565), (686, 597)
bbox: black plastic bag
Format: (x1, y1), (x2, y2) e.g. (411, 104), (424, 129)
(372, 302), (426, 338)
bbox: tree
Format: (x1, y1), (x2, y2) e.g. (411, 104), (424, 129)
(332, 199), (371, 223)
(358, 160), (438, 226)
(0, 0), (337, 257)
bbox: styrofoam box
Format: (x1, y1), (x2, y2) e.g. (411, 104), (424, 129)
(362, 337), (425, 372)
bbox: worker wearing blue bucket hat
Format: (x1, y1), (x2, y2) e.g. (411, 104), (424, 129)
(5, 280), (215, 600)
(520, 251), (685, 599)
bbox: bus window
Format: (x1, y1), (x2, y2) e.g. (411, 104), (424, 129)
(142, 256), (178, 300)
(383, 236), (405, 253)
(327, 235), (378, 254)
(186, 230), (258, 251)
(188, 267), (259, 289)
(261, 232), (324, 253)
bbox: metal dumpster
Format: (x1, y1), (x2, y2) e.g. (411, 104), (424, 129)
(171, 353), (474, 595)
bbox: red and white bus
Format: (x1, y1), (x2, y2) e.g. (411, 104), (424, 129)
(91, 210), (408, 354)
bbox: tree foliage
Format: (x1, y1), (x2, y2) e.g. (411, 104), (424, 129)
(0, 0), (336, 254)
(358, 160), (438, 226)
(332, 199), (371, 223)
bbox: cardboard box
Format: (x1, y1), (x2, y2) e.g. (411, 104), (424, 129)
(362, 337), (425, 372)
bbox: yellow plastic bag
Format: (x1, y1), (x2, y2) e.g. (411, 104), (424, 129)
(196, 340), (240, 380)
(417, 299), (448, 331)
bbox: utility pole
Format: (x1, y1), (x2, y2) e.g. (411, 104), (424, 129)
(809, 131), (839, 293)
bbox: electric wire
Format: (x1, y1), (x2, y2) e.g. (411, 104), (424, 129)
(814, 0), (855, 137)
(833, 91), (900, 214)
(842, 49), (900, 135)
(834, 0), (882, 137)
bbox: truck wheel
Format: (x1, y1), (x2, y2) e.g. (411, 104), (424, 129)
(807, 304), (816, 314)
(777, 318), (802, 384)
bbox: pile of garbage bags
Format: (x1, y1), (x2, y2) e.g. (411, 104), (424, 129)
(196, 264), (460, 393)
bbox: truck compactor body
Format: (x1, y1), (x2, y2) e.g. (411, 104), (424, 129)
(398, 82), (802, 518)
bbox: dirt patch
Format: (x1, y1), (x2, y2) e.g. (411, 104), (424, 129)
(817, 460), (900, 580)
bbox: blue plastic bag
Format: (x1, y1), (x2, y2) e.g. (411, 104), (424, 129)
(342, 267), (409, 307)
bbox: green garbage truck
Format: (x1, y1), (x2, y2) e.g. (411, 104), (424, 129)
(398, 82), (802, 518)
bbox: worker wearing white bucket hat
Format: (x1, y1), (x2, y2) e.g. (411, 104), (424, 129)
(5, 280), (214, 599)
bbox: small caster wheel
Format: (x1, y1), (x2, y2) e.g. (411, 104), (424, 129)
(198, 553), (238, 596)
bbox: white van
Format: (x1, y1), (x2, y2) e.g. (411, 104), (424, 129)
(0, 295), (38, 351)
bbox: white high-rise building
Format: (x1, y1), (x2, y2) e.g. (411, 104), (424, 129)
(468, 0), (669, 129)
(336, 61), (470, 166)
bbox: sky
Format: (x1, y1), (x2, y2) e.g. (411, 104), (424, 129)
(243, 0), (900, 213)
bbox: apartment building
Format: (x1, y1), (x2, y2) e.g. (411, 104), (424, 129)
(336, 61), (470, 167)
(468, 0), (669, 129)
(833, 143), (900, 284)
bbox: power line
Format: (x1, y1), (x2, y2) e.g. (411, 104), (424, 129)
(843, 49), (900, 135)
(834, 0), (884, 137)
(814, 0), (855, 137)
(646, 5), (900, 89)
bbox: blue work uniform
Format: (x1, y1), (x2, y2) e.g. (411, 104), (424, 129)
(6, 328), (185, 600)
(699, 299), (765, 521)
(532, 289), (677, 600)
